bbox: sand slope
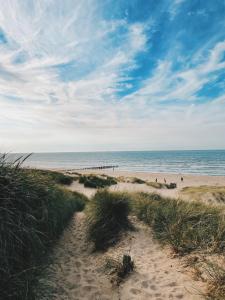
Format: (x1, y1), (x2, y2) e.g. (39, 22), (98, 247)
(40, 212), (205, 300)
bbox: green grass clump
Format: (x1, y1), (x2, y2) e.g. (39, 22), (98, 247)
(166, 182), (177, 189)
(79, 174), (117, 188)
(0, 156), (87, 300)
(25, 168), (74, 185)
(133, 192), (225, 255)
(87, 190), (131, 250)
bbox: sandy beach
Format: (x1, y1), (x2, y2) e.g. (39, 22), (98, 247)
(67, 169), (225, 201)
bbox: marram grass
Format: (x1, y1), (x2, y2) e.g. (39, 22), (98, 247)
(0, 155), (87, 300)
(132, 192), (225, 254)
(86, 190), (131, 250)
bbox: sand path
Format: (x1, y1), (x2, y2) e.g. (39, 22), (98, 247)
(41, 212), (205, 300)
(41, 212), (117, 300)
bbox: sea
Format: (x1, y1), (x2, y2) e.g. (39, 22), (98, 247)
(7, 150), (225, 176)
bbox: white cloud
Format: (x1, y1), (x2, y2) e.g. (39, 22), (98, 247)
(0, 0), (151, 151)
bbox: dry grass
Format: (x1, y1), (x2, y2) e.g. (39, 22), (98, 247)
(105, 254), (134, 286)
(181, 186), (225, 204)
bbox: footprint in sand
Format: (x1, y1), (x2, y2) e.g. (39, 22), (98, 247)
(141, 280), (149, 288)
(130, 288), (141, 295)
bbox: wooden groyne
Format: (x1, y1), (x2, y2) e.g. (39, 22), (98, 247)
(80, 165), (119, 170)
(66, 165), (119, 171)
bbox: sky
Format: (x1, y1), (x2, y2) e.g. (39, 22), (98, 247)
(0, 0), (225, 152)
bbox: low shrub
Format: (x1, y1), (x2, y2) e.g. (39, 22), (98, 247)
(87, 190), (131, 250)
(0, 157), (87, 300)
(25, 168), (74, 185)
(166, 182), (177, 189)
(133, 193), (225, 255)
(79, 174), (117, 188)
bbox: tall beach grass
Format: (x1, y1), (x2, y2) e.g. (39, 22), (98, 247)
(132, 192), (225, 254)
(87, 190), (131, 250)
(0, 155), (87, 300)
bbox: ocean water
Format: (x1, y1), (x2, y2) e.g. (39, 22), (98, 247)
(8, 150), (225, 176)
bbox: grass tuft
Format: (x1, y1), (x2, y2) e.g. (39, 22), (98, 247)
(87, 190), (131, 250)
(79, 174), (117, 188)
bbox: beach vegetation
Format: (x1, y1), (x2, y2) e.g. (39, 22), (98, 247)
(132, 192), (225, 255)
(79, 174), (117, 188)
(204, 260), (225, 300)
(87, 190), (131, 250)
(181, 185), (225, 204)
(0, 156), (87, 300)
(24, 168), (74, 185)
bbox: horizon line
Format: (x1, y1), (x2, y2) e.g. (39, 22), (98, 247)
(7, 149), (225, 154)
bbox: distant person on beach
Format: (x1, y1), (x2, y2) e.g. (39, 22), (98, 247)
(155, 178), (157, 183)
(181, 177), (183, 182)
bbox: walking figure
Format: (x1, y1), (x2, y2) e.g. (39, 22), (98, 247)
(155, 178), (157, 183)
(181, 177), (183, 182)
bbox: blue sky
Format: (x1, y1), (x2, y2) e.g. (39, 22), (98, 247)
(0, 0), (225, 152)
